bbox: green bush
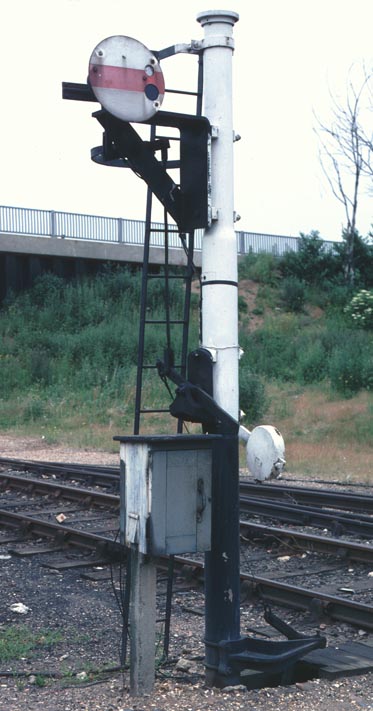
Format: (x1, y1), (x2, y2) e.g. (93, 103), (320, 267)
(279, 231), (340, 286)
(238, 295), (248, 314)
(238, 252), (279, 285)
(241, 315), (299, 382)
(280, 277), (306, 312)
(239, 366), (268, 423)
(329, 332), (369, 397)
(345, 289), (373, 329)
(297, 340), (328, 384)
(0, 266), (189, 400)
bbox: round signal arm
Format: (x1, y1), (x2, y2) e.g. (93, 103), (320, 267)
(245, 425), (286, 482)
(88, 35), (165, 122)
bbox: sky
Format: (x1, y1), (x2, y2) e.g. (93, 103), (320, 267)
(1, 0), (373, 242)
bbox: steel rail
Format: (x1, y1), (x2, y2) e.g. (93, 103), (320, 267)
(240, 481), (373, 513)
(2, 477), (372, 564)
(0, 473), (119, 508)
(3, 458), (373, 511)
(239, 573), (373, 630)
(241, 520), (373, 563)
(240, 495), (373, 537)
(0, 457), (118, 473)
(171, 555), (373, 630)
(0, 458), (119, 488)
(3, 459), (373, 515)
(4, 471), (373, 543)
(0, 508), (123, 556)
(2, 507), (373, 630)
(0, 473), (373, 563)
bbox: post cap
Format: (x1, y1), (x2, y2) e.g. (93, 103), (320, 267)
(197, 9), (239, 26)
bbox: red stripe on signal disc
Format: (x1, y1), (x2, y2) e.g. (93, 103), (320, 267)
(89, 64), (165, 94)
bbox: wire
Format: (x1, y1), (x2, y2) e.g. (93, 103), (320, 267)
(109, 528), (131, 668)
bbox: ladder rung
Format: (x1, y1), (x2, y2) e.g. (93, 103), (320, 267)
(140, 408), (170, 414)
(150, 227), (179, 233)
(143, 364), (183, 369)
(145, 319), (186, 325)
(147, 274), (186, 280)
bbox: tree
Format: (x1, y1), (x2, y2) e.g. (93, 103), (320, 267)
(279, 231), (340, 286)
(315, 69), (373, 285)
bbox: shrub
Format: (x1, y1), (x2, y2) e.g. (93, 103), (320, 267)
(238, 295), (248, 314)
(0, 266), (188, 397)
(345, 289), (373, 329)
(329, 344), (365, 396)
(241, 316), (299, 382)
(279, 231), (340, 286)
(297, 341), (328, 384)
(238, 252), (279, 286)
(239, 366), (268, 423)
(280, 277), (306, 312)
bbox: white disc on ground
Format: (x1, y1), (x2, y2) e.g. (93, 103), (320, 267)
(246, 425), (285, 481)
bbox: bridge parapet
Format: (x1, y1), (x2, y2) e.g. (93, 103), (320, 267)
(0, 204), (309, 256)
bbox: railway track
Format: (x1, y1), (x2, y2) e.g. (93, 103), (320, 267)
(2, 456), (372, 511)
(2, 458), (373, 633)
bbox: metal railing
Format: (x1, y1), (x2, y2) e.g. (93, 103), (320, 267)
(0, 204), (328, 256)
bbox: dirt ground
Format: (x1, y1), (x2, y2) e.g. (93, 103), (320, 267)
(0, 433), (120, 467)
(1, 434), (373, 710)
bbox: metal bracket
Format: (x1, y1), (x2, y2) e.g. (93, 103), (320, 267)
(216, 632), (326, 678)
(157, 349), (238, 435)
(62, 82), (211, 232)
(192, 37), (235, 51)
(154, 42), (200, 59)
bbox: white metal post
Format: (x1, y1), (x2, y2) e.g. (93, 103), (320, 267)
(197, 10), (240, 418)
(197, 11), (242, 689)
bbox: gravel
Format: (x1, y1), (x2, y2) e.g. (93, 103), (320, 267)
(1, 435), (373, 710)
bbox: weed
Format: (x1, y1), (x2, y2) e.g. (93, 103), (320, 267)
(0, 626), (62, 663)
(34, 675), (47, 687)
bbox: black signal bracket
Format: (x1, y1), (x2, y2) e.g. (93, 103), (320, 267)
(210, 606), (326, 684)
(156, 347), (238, 436)
(62, 82), (210, 233)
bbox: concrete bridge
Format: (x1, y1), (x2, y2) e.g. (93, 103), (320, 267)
(0, 205), (305, 300)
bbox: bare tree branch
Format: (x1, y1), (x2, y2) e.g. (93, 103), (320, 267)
(314, 67), (373, 284)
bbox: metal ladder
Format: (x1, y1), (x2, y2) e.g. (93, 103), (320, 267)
(133, 60), (203, 436)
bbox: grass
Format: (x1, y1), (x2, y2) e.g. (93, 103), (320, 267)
(266, 383), (373, 481)
(1, 266), (373, 482)
(0, 625), (62, 663)
(2, 382), (372, 483)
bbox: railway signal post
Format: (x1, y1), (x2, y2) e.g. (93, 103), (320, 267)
(64, 7), (324, 695)
(195, 10), (242, 686)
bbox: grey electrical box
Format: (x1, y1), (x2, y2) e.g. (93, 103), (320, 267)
(150, 447), (211, 555)
(114, 434), (220, 556)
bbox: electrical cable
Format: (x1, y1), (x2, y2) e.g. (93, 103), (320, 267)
(109, 528), (131, 668)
